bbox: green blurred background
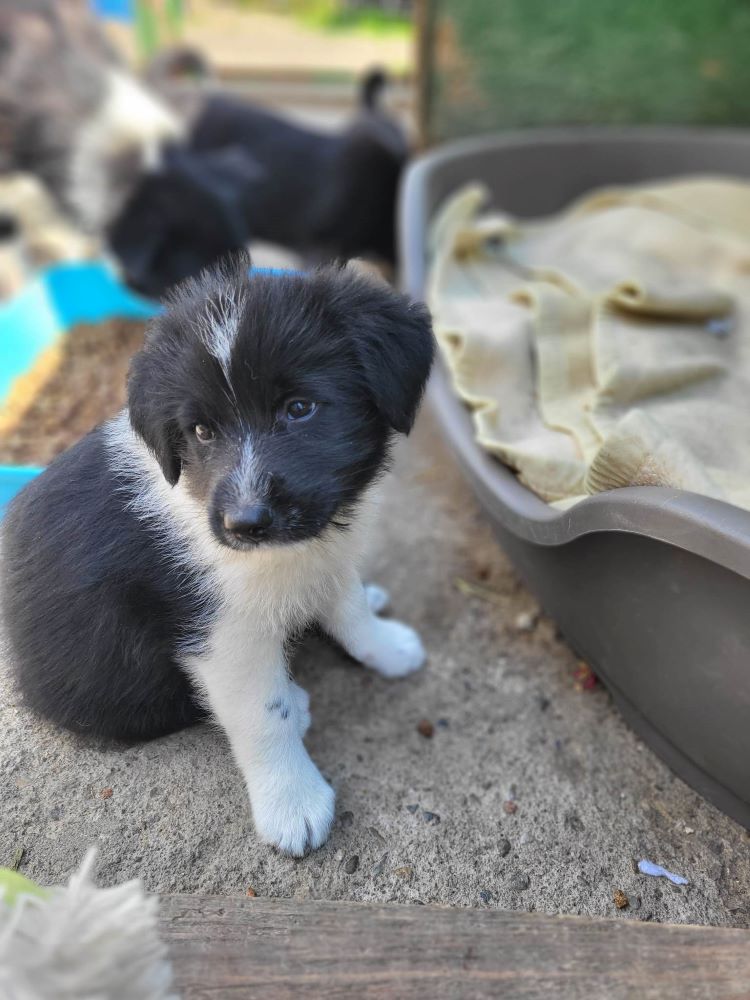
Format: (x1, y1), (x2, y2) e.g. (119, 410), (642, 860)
(423, 0), (750, 142)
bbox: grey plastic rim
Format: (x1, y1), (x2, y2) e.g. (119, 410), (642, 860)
(400, 128), (750, 828)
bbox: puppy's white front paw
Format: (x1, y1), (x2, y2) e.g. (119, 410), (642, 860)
(290, 681), (311, 737)
(357, 618), (426, 679)
(365, 583), (390, 615)
(250, 758), (335, 856)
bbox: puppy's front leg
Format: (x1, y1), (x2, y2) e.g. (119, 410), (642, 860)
(323, 571), (426, 679)
(190, 634), (333, 856)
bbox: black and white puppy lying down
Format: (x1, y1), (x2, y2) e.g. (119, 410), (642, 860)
(1, 259), (434, 855)
(110, 71), (409, 298)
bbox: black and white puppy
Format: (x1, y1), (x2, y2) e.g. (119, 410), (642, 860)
(110, 71), (409, 297)
(0, 0), (184, 234)
(1, 258), (434, 855)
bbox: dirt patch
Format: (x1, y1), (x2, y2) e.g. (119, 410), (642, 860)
(0, 319), (145, 467)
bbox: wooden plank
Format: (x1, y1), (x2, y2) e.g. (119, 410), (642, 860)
(413, 0), (434, 149)
(159, 896), (750, 999)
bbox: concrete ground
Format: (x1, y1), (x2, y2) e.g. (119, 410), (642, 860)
(2, 406), (750, 927)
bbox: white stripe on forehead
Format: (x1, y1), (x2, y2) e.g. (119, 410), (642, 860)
(230, 436), (258, 495)
(195, 285), (247, 378)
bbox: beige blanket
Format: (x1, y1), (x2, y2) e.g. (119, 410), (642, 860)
(427, 177), (750, 509)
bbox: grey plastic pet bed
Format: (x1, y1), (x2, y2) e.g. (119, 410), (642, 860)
(400, 128), (750, 828)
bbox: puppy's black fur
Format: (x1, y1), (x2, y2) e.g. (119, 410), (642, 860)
(110, 72), (408, 298)
(106, 144), (262, 298)
(1, 434), (212, 740)
(1, 259), (433, 742)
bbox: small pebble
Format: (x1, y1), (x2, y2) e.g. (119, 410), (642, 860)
(498, 838), (511, 857)
(479, 890), (493, 904)
(706, 317), (732, 338)
(344, 855), (360, 875)
(510, 873), (530, 891)
(573, 662), (598, 691)
(339, 811), (354, 827)
(514, 610), (539, 632)
(417, 719), (434, 739)
(246, 886), (257, 898)
(422, 811), (441, 825)
(537, 696), (551, 712)
(564, 811), (585, 833)
(406, 803), (420, 814)
(503, 801), (518, 815)
(371, 852), (389, 877)
(684, 826), (695, 835)
(613, 889), (629, 910)
(436, 718), (450, 729)
(393, 865), (413, 880)
(100, 787), (113, 800)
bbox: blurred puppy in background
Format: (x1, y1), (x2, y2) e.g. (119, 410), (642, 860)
(2, 258), (434, 855)
(0, 173), (98, 299)
(0, 0), (184, 234)
(111, 67), (410, 297)
(0, 2), (410, 298)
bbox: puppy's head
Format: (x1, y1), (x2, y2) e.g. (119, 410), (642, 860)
(108, 145), (260, 298)
(128, 257), (434, 549)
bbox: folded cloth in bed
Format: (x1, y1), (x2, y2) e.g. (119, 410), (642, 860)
(427, 176), (750, 509)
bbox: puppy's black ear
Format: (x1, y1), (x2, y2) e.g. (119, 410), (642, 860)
(127, 341), (182, 486)
(339, 269), (435, 434)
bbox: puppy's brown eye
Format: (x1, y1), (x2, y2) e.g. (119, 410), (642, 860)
(194, 424), (215, 443)
(285, 399), (317, 422)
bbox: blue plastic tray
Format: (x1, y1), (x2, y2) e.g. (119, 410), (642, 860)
(0, 261), (159, 514)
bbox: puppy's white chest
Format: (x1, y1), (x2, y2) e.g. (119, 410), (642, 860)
(215, 544), (344, 637)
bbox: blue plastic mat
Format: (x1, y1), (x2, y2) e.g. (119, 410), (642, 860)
(0, 262), (159, 402)
(0, 465), (43, 512)
(89, 0), (135, 22)
(0, 261), (159, 514)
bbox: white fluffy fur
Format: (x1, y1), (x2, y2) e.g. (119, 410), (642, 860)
(69, 68), (184, 233)
(0, 849), (174, 1000)
(195, 282), (247, 379)
(105, 412), (425, 855)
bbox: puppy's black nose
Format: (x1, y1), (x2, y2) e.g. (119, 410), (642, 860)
(223, 504), (274, 541)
